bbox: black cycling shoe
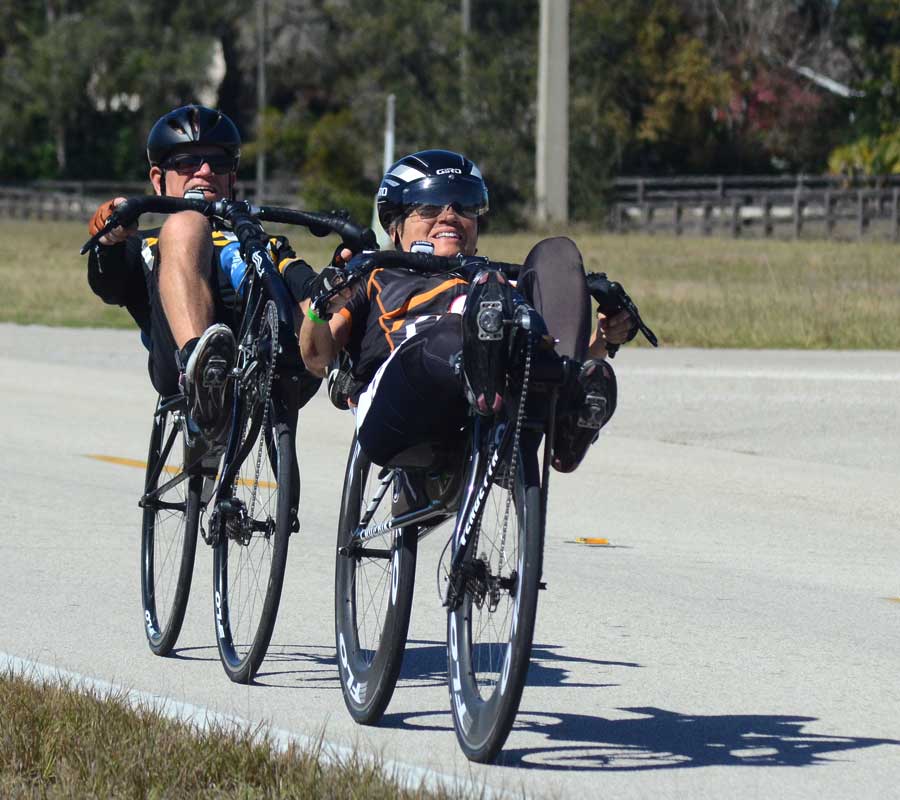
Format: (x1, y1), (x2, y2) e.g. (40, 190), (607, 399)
(552, 358), (617, 473)
(461, 269), (514, 415)
(182, 323), (236, 445)
(327, 350), (354, 411)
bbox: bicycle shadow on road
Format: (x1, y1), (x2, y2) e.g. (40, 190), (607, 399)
(392, 639), (635, 691)
(492, 706), (900, 770)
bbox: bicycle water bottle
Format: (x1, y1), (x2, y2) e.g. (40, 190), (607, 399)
(220, 241), (249, 297)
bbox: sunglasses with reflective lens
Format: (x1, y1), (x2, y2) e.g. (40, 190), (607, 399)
(407, 201), (482, 221)
(161, 153), (237, 175)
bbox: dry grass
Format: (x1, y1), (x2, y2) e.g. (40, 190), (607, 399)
(0, 670), (469, 799)
(480, 230), (900, 349)
(3, 219), (899, 348)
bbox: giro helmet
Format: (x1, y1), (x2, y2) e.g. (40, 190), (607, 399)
(376, 149), (489, 233)
(147, 104), (241, 167)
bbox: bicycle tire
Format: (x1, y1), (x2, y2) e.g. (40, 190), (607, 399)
(213, 416), (293, 683)
(140, 399), (200, 657)
(335, 434), (418, 723)
(447, 439), (543, 763)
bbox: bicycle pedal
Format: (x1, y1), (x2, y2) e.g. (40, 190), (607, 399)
(476, 300), (504, 341)
(539, 581), (547, 590)
(202, 356), (229, 388)
(577, 392), (607, 429)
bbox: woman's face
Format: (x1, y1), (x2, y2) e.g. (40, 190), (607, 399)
(397, 203), (478, 257)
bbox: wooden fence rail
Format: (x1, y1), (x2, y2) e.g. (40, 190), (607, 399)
(4, 176), (900, 240)
(0, 180), (301, 223)
(612, 188), (900, 241)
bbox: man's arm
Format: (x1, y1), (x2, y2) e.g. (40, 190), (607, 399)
(86, 196), (144, 306)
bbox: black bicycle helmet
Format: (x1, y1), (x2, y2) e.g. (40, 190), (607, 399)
(146, 104), (241, 167)
(376, 149), (489, 233)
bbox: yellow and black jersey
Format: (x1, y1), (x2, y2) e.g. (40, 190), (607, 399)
(87, 224), (315, 334)
(340, 266), (470, 397)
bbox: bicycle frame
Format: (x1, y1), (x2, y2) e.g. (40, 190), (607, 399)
(342, 377), (562, 597)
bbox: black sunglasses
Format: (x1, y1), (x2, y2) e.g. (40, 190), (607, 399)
(161, 153), (237, 175)
(406, 201), (481, 221)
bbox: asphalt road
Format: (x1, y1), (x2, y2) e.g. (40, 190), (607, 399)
(1, 323), (898, 799)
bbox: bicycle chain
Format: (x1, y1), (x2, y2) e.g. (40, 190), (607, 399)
(496, 332), (533, 575)
(243, 300), (280, 527)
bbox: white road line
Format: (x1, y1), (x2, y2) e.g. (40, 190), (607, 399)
(624, 367), (900, 382)
(1, 652), (505, 799)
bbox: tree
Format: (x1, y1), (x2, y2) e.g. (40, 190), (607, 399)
(0, 0), (243, 181)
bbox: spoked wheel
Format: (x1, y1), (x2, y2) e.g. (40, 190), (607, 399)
(140, 398), (200, 656)
(212, 303), (295, 683)
(447, 437), (543, 763)
(335, 435), (418, 723)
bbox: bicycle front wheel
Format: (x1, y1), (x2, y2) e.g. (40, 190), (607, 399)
(335, 435), (418, 723)
(140, 399), (200, 656)
(447, 442), (543, 763)
(213, 419), (294, 683)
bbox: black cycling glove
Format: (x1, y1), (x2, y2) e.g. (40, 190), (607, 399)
(307, 265), (347, 320)
(585, 272), (639, 343)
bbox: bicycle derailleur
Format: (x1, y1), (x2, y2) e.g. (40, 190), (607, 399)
(204, 498), (260, 547)
(444, 555), (517, 613)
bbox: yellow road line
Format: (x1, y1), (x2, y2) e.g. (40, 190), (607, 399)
(85, 454), (277, 489)
(573, 537), (610, 546)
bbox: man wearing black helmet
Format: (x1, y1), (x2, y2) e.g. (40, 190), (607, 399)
(87, 104), (319, 442)
(301, 149), (634, 473)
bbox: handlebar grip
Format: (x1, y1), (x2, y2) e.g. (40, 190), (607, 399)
(79, 195), (216, 253)
(255, 206), (377, 252)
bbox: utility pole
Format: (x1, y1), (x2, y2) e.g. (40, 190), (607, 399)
(255, 0), (267, 204)
(373, 94), (396, 248)
(535, 0), (569, 225)
(461, 0), (471, 107)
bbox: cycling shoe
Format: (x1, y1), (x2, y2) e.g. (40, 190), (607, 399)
(461, 269), (514, 415)
(327, 350), (354, 410)
(182, 323), (236, 445)
(552, 358), (617, 473)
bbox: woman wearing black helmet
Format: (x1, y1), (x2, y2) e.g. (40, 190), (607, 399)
(86, 104), (320, 441)
(301, 149), (634, 473)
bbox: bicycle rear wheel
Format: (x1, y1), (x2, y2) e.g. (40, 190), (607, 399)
(447, 439), (543, 763)
(335, 435), (418, 723)
(140, 399), (200, 656)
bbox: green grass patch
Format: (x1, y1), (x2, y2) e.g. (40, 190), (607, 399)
(0, 670), (468, 799)
(3, 220), (899, 348)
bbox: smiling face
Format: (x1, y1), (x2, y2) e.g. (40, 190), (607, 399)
(395, 204), (479, 257)
(149, 144), (234, 200)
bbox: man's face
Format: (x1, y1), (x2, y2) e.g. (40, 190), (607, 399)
(397, 203), (478, 257)
(149, 144), (235, 199)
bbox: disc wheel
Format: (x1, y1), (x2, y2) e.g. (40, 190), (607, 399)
(335, 435), (418, 723)
(140, 399), (200, 656)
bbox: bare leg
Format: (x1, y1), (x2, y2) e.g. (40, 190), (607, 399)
(157, 211), (215, 349)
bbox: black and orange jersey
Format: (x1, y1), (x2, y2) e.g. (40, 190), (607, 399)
(339, 266), (470, 398)
(87, 224), (315, 334)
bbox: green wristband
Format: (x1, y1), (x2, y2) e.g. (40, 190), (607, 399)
(306, 306), (331, 325)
